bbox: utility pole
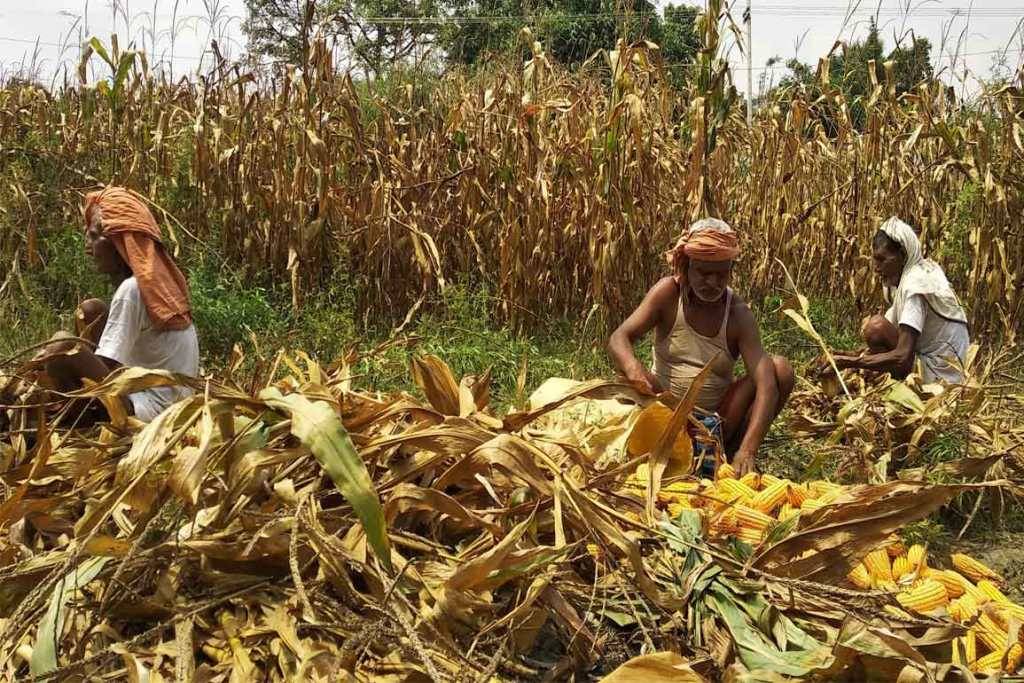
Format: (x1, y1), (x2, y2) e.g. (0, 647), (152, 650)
(745, 0), (753, 125)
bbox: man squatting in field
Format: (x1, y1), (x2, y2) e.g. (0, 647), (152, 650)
(34, 187), (199, 424)
(607, 219), (794, 475)
(831, 217), (970, 384)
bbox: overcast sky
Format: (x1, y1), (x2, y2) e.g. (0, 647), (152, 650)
(1, 0), (1022, 94)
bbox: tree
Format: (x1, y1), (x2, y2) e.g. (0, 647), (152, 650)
(243, 0), (439, 77)
(774, 19), (934, 127)
(437, 0), (699, 72)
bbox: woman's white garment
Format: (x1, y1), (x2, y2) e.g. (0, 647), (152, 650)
(96, 277), (199, 421)
(879, 217), (970, 383)
(885, 295), (970, 383)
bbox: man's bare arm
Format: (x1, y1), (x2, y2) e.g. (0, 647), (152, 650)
(607, 277), (676, 394)
(733, 303), (778, 473)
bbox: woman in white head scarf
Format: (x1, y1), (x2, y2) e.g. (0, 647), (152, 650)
(834, 217), (970, 383)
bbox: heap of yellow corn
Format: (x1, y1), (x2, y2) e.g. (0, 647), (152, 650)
(624, 462), (844, 546)
(847, 545), (1022, 674)
(618, 464), (1021, 675)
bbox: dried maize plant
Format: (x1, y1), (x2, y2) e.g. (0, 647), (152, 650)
(1, 39), (1022, 333)
(1, 353), (1022, 680)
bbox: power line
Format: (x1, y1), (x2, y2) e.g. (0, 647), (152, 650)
(0, 36), (214, 64)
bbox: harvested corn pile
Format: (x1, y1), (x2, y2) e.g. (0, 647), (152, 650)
(1, 354), (1023, 681)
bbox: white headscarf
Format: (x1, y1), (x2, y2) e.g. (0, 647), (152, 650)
(879, 217), (967, 325)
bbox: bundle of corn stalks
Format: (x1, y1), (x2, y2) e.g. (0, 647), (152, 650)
(0, 354), (1022, 681)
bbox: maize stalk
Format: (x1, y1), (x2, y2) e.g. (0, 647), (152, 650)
(896, 579), (948, 613)
(864, 548), (894, 583)
(952, 553), (1003, 584)
(847, 563), (872, 589)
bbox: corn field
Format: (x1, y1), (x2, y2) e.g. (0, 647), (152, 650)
(1, 31), (1022, 336)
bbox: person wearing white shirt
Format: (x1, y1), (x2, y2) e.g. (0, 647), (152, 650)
(833, 217), (970, 384)
(41, 187), (199, 423)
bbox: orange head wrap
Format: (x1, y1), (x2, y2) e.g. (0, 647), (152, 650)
(665, 218), (740, 273)
(84, 187), (193, 331)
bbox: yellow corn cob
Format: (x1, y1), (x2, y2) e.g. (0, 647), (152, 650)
(876, 579), (898, 592)
(817, 489), (841, 505)
(709, 509), (739, 535)
(786, 483), (808, 507)
(716, 462), (737, 480)
(664, 481), (699, 494)
(887, 542), (908, 559)
(885, 604), (913, 620)
(716, 478), (757, 503)
(896, 579), (948, 613)
(907, 544), (926, 572)
(952, 554), (1003, 584)
(735, 525), (765, 545)
(864, 548), (894, 583)
(808, 480), (842, 497)
(975, 613), (1010, 652)
(847, 563), (872, 589)
(777, 502), (799, 522)
(973, 643), (1023, 674)
(961, 580), (990, 607)
(892, 555), (912, 580)
(931, 570), (968, 599)
(964, 629), (976, 664)
(952, 636), (964, 666)
(739, 472), (760, 489)
(949, 595), (980, 623)
(800, 497), (826, 513)
(977, 580), (1010, 605)
(735, 505), (773, 531)
(752, 480), (789, 514)
(760, 473), (782, 489)
(667, 501), (691, 517)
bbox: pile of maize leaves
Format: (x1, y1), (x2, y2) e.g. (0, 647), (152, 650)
(786, 346), (1024, 480)
(0, 355), (1020, 681)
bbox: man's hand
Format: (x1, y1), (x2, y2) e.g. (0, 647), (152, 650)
(832, 353), (862, 370)
(626, 367), (662, 396)
(732, 449), (756, 476)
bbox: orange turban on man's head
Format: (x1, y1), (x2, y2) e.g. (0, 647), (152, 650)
(665, 218), (740, 273)
(84, 187), (193, 331)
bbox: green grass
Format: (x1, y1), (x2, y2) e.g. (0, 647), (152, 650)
(0, 243), (865, 405)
